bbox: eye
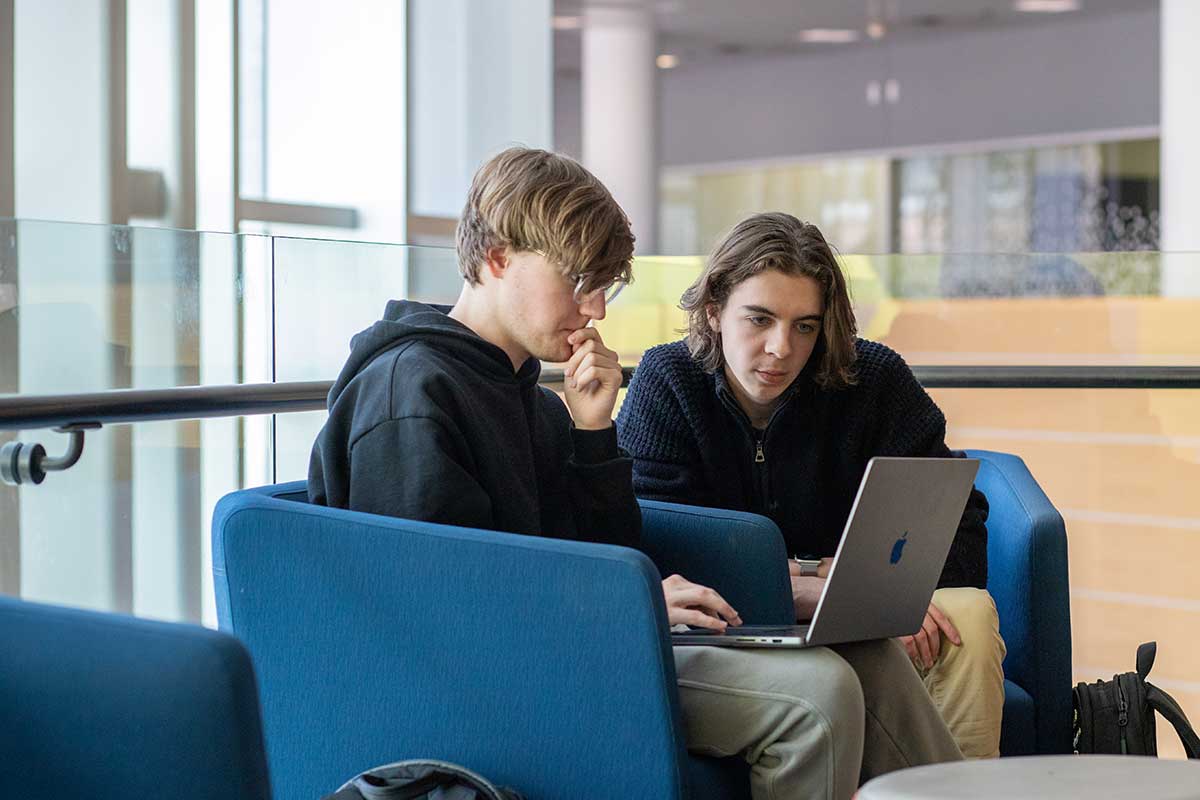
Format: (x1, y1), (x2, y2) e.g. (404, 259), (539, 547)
(747, 316), (770, 327)
(796, 322), (818, 334)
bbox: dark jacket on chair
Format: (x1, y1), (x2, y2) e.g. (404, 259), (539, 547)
(309, 299), (641, 548)
(616, 338), (987, 589)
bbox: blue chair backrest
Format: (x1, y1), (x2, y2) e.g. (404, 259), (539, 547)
(638, 498), (793, 625)
(970, 449), (1072, 753)
(212, 482), (691, 800)
(0, 595), (271, 800)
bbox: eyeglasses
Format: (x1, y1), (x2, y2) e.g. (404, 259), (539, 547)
(530, 249), (626, 305)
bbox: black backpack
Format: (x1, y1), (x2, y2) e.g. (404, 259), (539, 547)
(322, 760), (526, 800)
(1073, 641), (1200, 758)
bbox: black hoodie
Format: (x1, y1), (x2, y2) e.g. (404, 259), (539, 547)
(308, 300), (641, 549)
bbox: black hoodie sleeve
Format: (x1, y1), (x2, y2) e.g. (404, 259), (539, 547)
(874, 354), (989, 590)
(565, 425), (642, 550)
(346, 415), (495, 529)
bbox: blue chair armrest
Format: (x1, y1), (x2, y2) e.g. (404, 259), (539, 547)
(0, 596), (270, 800)
(968, 449), (1072, 754)
(638, 499), (794, 625)
(212, 485), (692, 800)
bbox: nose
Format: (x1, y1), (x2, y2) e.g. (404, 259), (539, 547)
(764, 325), (791, 360)
(578, 291), (607, 321)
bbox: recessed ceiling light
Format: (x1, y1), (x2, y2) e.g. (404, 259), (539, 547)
(798, 28), (861, 44)
(552, 15), (582, 31)
(1014, 0), (1080, 12)
(656, 53), (679, 69)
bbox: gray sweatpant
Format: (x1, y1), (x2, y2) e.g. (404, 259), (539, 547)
(674, 638), (962, 800)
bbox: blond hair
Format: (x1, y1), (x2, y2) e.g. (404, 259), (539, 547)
(455, 147), (635, 290)
(681, 213), (858, 389)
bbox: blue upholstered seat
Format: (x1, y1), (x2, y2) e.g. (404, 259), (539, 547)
(0, 595), (271, 800)
(214, 485), (786, 799)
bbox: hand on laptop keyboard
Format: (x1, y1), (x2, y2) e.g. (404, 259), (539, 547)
(662, 574), (743, 631)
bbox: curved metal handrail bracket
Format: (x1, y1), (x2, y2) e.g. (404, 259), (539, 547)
(1, 422), (100, 486)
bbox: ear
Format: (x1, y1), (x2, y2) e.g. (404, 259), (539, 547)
(705, 303), (721, 333)
(482, 245), (510, 280)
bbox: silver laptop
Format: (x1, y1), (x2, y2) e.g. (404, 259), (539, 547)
(671, 456), (979, 648)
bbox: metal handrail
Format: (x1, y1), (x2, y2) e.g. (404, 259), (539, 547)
(3, 364), (1198, 486)
(3, 366), (1200, 432)
(0, 381), (332, 432)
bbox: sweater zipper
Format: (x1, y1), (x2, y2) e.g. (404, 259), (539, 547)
(752, 436), (770, 514)
(716, 382), (797, 514)
(1116, 678), (1129, 754)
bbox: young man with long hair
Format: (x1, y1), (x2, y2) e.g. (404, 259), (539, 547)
(619, 212), (1007, 760)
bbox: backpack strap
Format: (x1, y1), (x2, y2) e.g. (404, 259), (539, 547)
(1136, 641), (1157, 680)
(1145, 681), (1200, 759)
(323, 788), (366, 800)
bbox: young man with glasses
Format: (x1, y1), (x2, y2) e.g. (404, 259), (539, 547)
(309, 148), (960, 800)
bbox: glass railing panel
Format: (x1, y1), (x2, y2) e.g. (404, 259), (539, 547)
(939, 387), (1200, 759)
(859, 251), (1198, 367)
(597, 251), (1200, 369)
(0, 218), (274, 393)
(596, 255), (702, 367)
(3, 418), (271, 628)
(269, 235), (458, 482)
(406, 241), (464, 306)
(0, 218), (275, 625)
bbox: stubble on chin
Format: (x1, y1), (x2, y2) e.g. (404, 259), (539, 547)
(527, 335), (573, 365)
(549, 340), (575, 364)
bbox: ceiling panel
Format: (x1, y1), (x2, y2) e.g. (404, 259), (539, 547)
(553, 0), (1157, 72)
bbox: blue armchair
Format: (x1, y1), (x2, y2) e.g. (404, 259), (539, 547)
(0, 595), (271, 800)
(212, 449), (1069, 798)
(213, 484), (784, 800)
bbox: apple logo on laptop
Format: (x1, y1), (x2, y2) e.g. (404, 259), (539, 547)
(890, 532), (908, 565)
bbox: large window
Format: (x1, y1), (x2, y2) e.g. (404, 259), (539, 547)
(661, 136), (1160, 258)
(236, 0), (407, 243)
(898, 138), (1159, 254)
(662, 157), (891, 256)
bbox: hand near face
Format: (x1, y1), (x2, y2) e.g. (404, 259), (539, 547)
(562, 327), (622, 430)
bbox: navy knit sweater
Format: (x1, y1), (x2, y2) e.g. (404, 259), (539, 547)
(617, 338), (988, 589)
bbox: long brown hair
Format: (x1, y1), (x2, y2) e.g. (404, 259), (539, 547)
(681, 212), (858, 389)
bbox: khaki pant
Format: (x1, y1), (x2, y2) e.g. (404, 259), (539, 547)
(918, 587), (1008, 759)
(674, 638), (962, 800)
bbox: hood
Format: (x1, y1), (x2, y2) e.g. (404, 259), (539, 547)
(326, 299), (541, 406)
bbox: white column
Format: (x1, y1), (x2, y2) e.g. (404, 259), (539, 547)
(1160, 0), (1200, 296)
(582, 4), (658, 254)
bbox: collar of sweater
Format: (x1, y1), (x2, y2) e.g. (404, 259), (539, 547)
(712, 367), (814, 434)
